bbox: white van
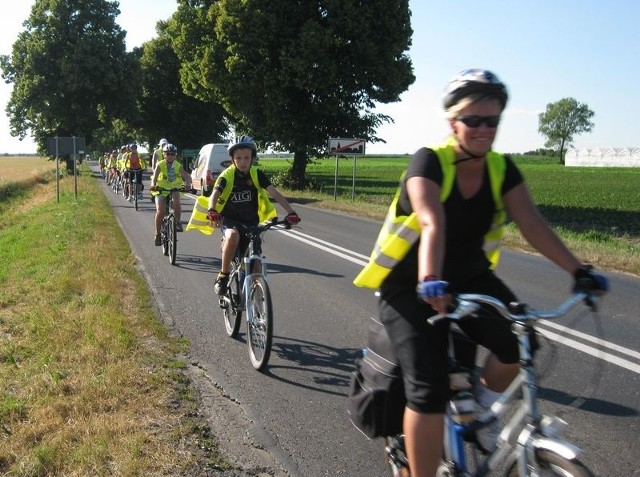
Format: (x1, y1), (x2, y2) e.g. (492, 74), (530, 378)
(191, 143), (231, 196)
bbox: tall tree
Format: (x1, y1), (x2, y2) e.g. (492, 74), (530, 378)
(137, 24), (229, 152)
(169, 0), (415, 188)
(538, 98), (595, 164)
(0, 0), (138, 160)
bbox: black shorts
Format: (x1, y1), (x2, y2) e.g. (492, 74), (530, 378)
(221, 217), (258, 257)
(379, 271), (533, 414)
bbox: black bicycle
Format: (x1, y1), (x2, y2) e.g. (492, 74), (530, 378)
(126, 168), (144, 211)
(153, 186), (194, 265)
(218, 218), (292, 371)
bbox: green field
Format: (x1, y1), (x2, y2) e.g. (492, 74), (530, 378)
(259, 155), (640, 274)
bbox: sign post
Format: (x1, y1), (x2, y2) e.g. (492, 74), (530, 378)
(328, 138), (365, 200)
(47, 136), (86, 201)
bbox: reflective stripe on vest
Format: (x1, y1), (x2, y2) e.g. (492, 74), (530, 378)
(186, 195), (215, 235)
(353, 143), (506, 289)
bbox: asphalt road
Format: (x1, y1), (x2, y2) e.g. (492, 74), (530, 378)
(92, 164), (639, 477)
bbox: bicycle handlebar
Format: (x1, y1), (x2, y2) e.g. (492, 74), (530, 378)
(234, 217), (293, 235)
(427, 291), (597, 326)
(151, 186), (196, 194)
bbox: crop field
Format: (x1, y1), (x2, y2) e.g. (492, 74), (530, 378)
(260, 155), (640, 242)
(0, 155), (55, 182)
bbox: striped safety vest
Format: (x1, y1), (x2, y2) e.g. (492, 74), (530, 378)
(186, 165), (277, 235)
(353, 143), (506, 289)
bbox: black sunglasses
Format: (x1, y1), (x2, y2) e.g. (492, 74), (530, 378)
(456, 115), (501, 128)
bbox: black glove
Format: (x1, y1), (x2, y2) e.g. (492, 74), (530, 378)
(573, 265), (609, 293)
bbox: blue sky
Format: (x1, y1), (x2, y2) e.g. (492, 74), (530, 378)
(1, 0), (638, 155)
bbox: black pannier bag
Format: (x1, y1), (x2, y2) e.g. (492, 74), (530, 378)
(348, 317), (405, 438)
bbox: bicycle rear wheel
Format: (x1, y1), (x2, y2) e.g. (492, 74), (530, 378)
(507, 449), (594, 476)
(247, 275), (273, 371)
(168, 214), (177, 265)
(223, 261), (242, 338)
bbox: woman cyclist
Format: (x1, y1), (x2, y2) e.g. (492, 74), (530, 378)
(353, 69), (608, 477)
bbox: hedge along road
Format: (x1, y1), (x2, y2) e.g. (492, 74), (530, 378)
(91, 162), (639, 476)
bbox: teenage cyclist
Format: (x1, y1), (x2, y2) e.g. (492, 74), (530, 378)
(206, 136), (300, 294)
(150, 143), (192, 245)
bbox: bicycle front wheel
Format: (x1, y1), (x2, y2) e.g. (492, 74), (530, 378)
(246, 275), (273, 371)
(507, 449), (594, 477)
(133, 182), (139, 210)
(223, 260), (243, 338)
(168, 214), (177, 265)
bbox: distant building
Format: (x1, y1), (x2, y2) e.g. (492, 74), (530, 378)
(565, 147), (640, 167)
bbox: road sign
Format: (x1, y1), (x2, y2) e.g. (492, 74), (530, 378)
(47, 136), (86, 155)
(328, 138), (365, 155)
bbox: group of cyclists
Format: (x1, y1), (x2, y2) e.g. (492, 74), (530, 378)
(98, 143), (146, 201)
(92, 68), (610, 476)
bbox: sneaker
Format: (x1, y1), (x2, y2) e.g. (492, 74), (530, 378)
(476, 416), (500, 452)
(474, 383), (501, 452)
(138, 193), (144, 200)
(176, 223), (183, 232)
(154, 235), (161, 246)
(214, 274), (229, 295)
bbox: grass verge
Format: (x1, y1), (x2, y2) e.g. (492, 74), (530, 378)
(278, 188), (640, 277)
(0, 168), (225, 475)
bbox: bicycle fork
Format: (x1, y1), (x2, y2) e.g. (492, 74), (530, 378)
(242, 254), (267, 325)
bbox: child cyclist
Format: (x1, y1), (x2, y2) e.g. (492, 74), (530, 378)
(206, 136), (300, 294)
(150, 143), (192, 245)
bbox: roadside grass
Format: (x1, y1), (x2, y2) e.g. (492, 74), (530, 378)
(0, 161), (224, 475)
(262, 155), (640, 276)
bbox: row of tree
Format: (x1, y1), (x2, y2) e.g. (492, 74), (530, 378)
(1, 0), (415, 187)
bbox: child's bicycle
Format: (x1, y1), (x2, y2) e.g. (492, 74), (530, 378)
(152, 186), (195, 265)
(218, 217), (292, 371)
(385, 290), (602, 477)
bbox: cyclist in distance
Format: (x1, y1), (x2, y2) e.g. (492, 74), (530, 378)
(152, 138), (167, 172)
(150, 143), (192, 245)
(353, 69), (608, 477)
(123, 143), (146, 201)
(206, 135), (300, 295)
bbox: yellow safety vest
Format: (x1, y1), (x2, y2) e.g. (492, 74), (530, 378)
(353, 143), (506, 289)
(186, 165), (276, 235)
(151, 160), (185, 197)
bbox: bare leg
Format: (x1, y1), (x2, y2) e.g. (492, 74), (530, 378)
(403, 408), (444, 477)
(220, 228), (239, 274)
(155, 197), (166, 236)
(173, 192), (181, 223)
(481, 354), (518, 391)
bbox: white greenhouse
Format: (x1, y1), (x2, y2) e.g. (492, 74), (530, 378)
(565, 147), (640, 167)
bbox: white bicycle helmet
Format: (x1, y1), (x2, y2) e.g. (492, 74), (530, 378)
(162, 143), (177, 154)
(443, 69), (508, 110)
(228, 135), (257, 158)
(158, 138), (168, 147)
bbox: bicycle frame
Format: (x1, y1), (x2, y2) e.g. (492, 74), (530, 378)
(431, 293), (593, 476)
(218, 218), (292, 370)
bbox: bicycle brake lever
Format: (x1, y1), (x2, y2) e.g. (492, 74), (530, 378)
(427, 299), (481, 325)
